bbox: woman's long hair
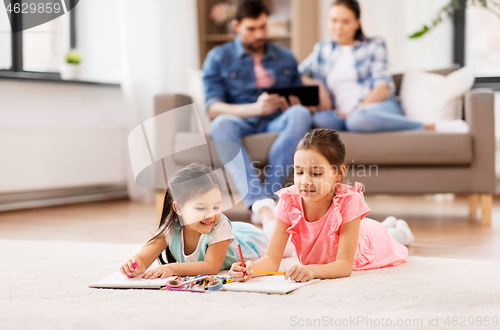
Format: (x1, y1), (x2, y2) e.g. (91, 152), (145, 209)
(331, 0), (364, 40)
(149, 163), (222, 263)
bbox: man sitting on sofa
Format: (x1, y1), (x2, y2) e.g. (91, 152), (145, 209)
(203, 0), (312, 222)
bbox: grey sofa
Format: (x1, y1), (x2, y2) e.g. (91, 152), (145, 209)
(154, 67), (495, 225)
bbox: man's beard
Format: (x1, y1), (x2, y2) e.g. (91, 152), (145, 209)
(242, 38), (266, 52)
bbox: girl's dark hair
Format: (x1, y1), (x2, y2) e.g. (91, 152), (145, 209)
(295, 128), (347, 192)
(150, 163), (222, 264)
(235, 0), (270, 22)
(331, 0), (364, 40)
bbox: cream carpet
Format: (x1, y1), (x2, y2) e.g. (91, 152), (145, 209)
(1, 239), (499, 330)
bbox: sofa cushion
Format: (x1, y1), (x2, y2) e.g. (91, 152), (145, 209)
(340, 131), (473, 166)
(241, 132), (281, 165)
(173, 131), (472, 167)
(392, 66), (459, 96)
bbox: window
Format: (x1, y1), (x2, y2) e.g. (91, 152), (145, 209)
(0, 0), (73, 78)
(466, 6), (500, 77)
(23, 19), (64, 72)
(454, 4), (500, 88)
(0, 4), (12, 70)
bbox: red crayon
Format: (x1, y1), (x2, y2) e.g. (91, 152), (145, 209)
(237, 244), (247, 278)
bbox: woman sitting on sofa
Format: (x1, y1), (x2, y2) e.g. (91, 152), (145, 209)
(299, 0), (442, 132)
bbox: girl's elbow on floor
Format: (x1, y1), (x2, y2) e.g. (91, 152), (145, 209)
(332, 261), (353, 278)
(343, 268), (353, 277)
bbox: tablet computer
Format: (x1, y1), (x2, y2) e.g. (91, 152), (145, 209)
(266, 86), (319, 106)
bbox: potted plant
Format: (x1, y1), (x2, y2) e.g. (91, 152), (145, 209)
(60, 49), (81, 80)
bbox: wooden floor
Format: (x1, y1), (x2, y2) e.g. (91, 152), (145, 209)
(0, 194), (499, 261)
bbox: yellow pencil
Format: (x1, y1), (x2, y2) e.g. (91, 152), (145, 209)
(253, 270), (286, 275)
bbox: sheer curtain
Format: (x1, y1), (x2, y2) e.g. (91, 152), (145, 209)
(118, 0), (200, 202)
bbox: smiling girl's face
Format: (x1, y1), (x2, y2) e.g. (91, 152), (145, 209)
(175, 188), (222, 235)
(294, 148), (344, 204)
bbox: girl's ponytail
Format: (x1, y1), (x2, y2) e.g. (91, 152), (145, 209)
(160, 187), (176, 229)
(149, 187), (178, 264)
(150, 187), (177, 243)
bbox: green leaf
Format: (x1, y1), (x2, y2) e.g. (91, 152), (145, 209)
(409, 25), (430, 39)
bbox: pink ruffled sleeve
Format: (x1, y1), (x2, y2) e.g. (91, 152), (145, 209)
(274, 192), (291, 226)
(338, 182), (371, 226)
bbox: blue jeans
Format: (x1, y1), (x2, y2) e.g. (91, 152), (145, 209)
(312, 99), (424, 132)
(210, 105), (312, 207)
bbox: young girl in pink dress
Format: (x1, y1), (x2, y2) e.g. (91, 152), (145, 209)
(229, 128), (412, 282)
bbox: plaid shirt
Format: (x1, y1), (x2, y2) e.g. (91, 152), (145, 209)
(298, 37), (396, 107)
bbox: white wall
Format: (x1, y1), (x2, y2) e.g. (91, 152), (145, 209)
(0, 81), (128, 193)
(319, 0), (454, 73)
(0, 0), (201, 202)
(0, 81), (127, 127)
(118, 0), (200, 202)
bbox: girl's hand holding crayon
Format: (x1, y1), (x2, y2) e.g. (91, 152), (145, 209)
(142, 265), (175, 279)
(229, 260), (254, 282)
(285, 264), (314, 283)
(120, 257), (146, 278)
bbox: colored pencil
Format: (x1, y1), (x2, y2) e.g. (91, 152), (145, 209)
(169, 287), (205, 293)
(253, 270), (286, 275)
(182, 275), (209, 285)
(237, 244), (247, 278)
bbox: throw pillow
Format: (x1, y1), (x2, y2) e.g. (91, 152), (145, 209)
(399, 67), (475, 124)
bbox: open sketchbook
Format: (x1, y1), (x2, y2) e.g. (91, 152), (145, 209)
(222, 275), (320, 295)
(90, 272), (319, 294)
(89, 271), (176, 289)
